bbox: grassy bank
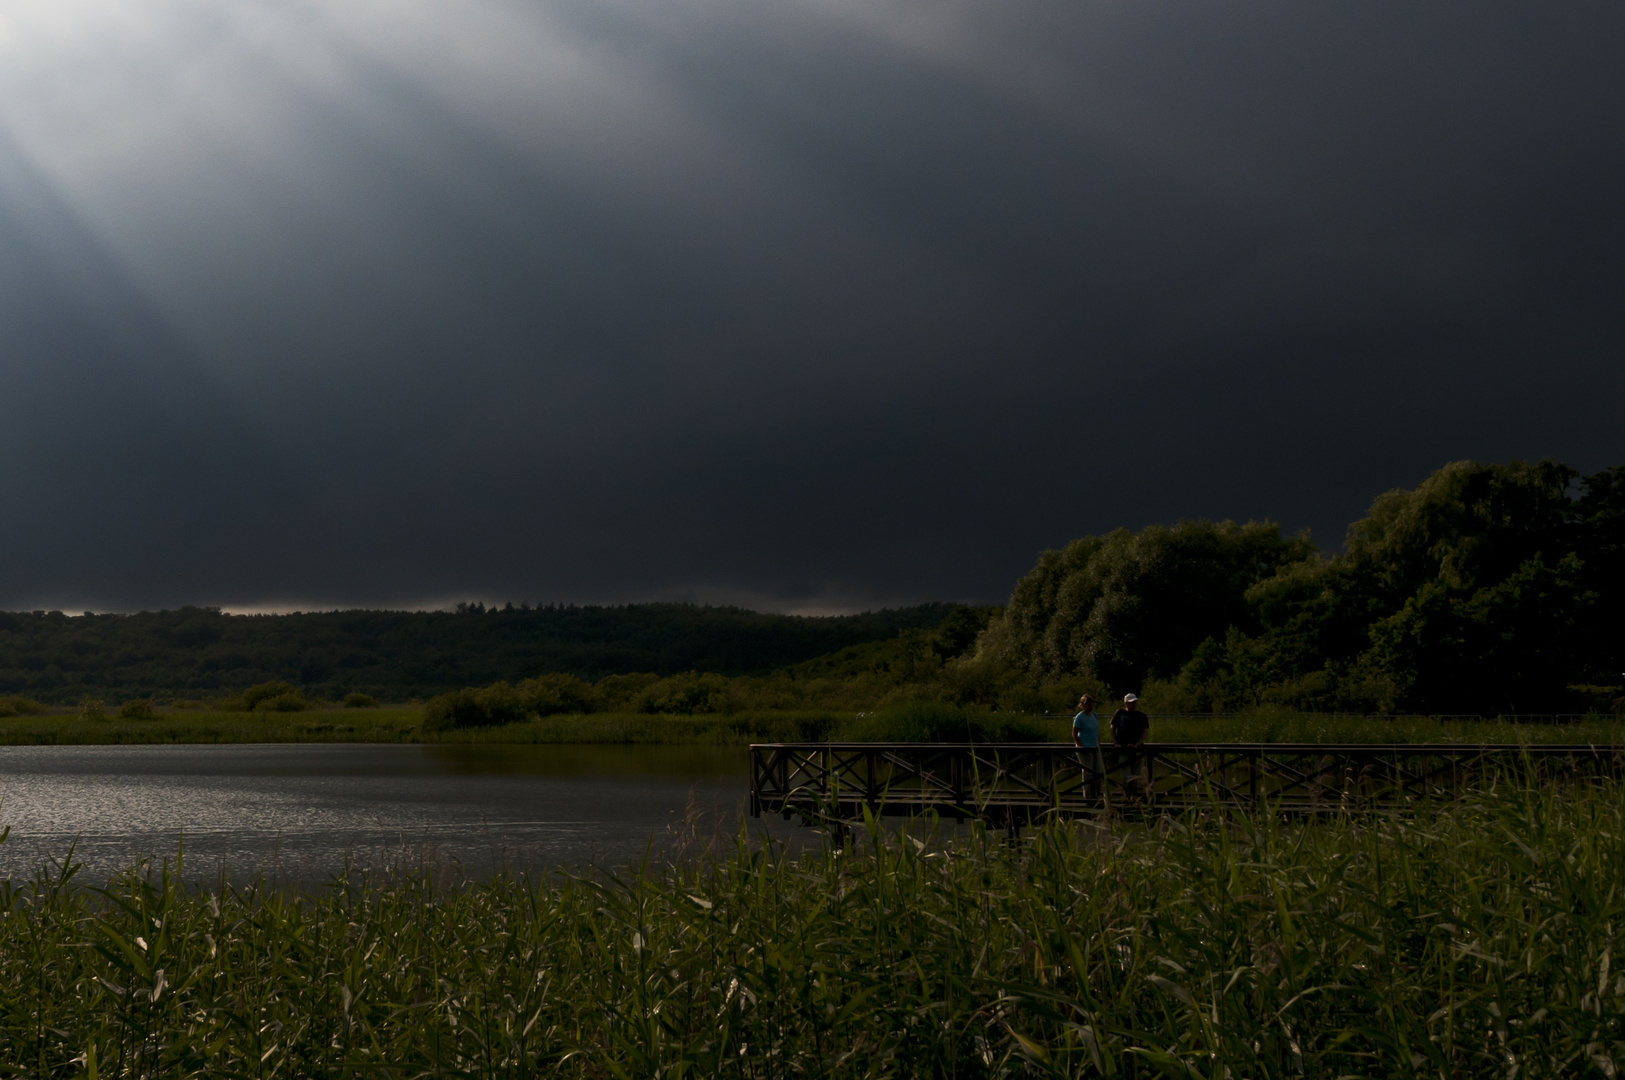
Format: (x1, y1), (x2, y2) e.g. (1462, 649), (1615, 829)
(2, 779), (1622, 1076)
(0, 708), (426, 745)
(0, 705), (1620, 745)
(1151, 709), (1625, 745)
(0, 708), (852, 746)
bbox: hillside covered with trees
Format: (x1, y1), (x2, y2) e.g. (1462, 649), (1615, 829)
(0, 603), (956, 705)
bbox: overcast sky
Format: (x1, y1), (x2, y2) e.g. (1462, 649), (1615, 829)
(0, 0), (1621, 614)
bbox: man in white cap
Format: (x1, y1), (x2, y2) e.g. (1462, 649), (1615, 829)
(1110, 693), (1149, 794)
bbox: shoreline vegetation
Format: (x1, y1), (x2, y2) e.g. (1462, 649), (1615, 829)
(1, 780), (1621, 1075)
(0, 703), (1619, 746)
(0, 459), (1619, 744)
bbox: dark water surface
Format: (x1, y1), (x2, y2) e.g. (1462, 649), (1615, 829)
(0, 744), (758, 884)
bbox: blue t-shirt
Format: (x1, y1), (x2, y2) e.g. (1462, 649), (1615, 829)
(1072, 710), (1100, 748)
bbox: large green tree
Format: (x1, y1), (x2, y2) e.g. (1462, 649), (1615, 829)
(1187, 460), (1619, 714)
(997, 459), (1623, 715)
(996, 520), (1315, 691)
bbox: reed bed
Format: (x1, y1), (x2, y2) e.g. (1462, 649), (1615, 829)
(0, 709), (424, 746)
(1, 776), (1623, 1078)
(1151, 710), (1625, 746)
(0, 709), (839, 746)
(2, 707), (1620, 747)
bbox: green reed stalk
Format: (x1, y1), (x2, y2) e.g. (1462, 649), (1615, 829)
(0, 774), (1622, 1076)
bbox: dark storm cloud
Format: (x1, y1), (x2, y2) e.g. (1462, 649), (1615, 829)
(0, 0), (1621, 612)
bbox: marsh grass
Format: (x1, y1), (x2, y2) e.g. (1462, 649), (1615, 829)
(1, 777), (1622, 1077)
(1151, 708), (1625, 746)
(0, 708), (844, 746)
(0, 705), (1618, 747)
(0, 708), (426, 745)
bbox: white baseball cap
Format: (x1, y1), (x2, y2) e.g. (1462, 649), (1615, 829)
(1123, 693), (1138, 703)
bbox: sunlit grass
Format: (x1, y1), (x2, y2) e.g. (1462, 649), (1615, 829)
(1, 777), (1621, 1076)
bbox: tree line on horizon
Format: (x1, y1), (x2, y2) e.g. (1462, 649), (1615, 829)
(0, 602), (957, 706)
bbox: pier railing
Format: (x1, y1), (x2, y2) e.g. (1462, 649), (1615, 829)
(749, 742), (1625, 825)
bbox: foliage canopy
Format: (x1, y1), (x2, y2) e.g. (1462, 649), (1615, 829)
(997, 460), (1624, 714)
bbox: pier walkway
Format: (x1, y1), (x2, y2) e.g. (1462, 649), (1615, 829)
(748, 742), (1625, 826)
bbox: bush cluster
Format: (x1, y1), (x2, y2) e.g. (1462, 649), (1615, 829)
(117, 699), (154, 720)
(203, 682), (314, 714)
(0, 695), (46, 717)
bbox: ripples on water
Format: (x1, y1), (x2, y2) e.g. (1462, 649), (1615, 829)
(0, 744), (763, 885)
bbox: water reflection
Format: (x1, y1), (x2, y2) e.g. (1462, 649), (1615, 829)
(0, 743), (758, 885)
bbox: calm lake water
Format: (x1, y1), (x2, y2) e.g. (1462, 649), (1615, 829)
(0, 744), (764, 885)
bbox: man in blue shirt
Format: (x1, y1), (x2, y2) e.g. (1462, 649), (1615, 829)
(1072, 694), (1103, 801)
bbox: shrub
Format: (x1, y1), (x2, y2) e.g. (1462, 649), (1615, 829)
(594, 673), (662, 712)
(517, 673), (597, 716)
(0, 695), (47, 718)
(343, 693), (377, 709)
(118, 699), (156, 720)
(635, 672), (733, 715)
(259, 693), (310, 712)
(422, 690), (480, 731)
(421, 682), (530, 731)
(81, 698), (107, 719)
(242, 682), (297, 710)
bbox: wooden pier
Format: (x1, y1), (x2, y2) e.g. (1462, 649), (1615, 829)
(749, 742), (1625, 826)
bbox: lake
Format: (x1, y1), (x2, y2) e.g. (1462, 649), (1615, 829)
(0, 743), (767, 884)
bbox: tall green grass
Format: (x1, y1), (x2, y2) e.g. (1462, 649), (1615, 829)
(0, 704), (1618, 746)
(2, 778), (1622, 1076)
(1151, 708), (1625, 745)
(0, 708), (425, 745)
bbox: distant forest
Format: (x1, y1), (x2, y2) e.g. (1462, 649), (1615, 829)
(0, 603), (957, 705)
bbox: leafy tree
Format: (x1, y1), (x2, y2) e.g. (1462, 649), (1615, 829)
(635, 672), (733, 715)
(1178, 460), (1612, 714)
(997, 520), (1315, 691)
(242, 682), (297, 710)
(421, 682), (531, 730)
(515, 673), (597, 716)
(932, 606), (1000, 660)
(1572, 464), (1625, 687)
